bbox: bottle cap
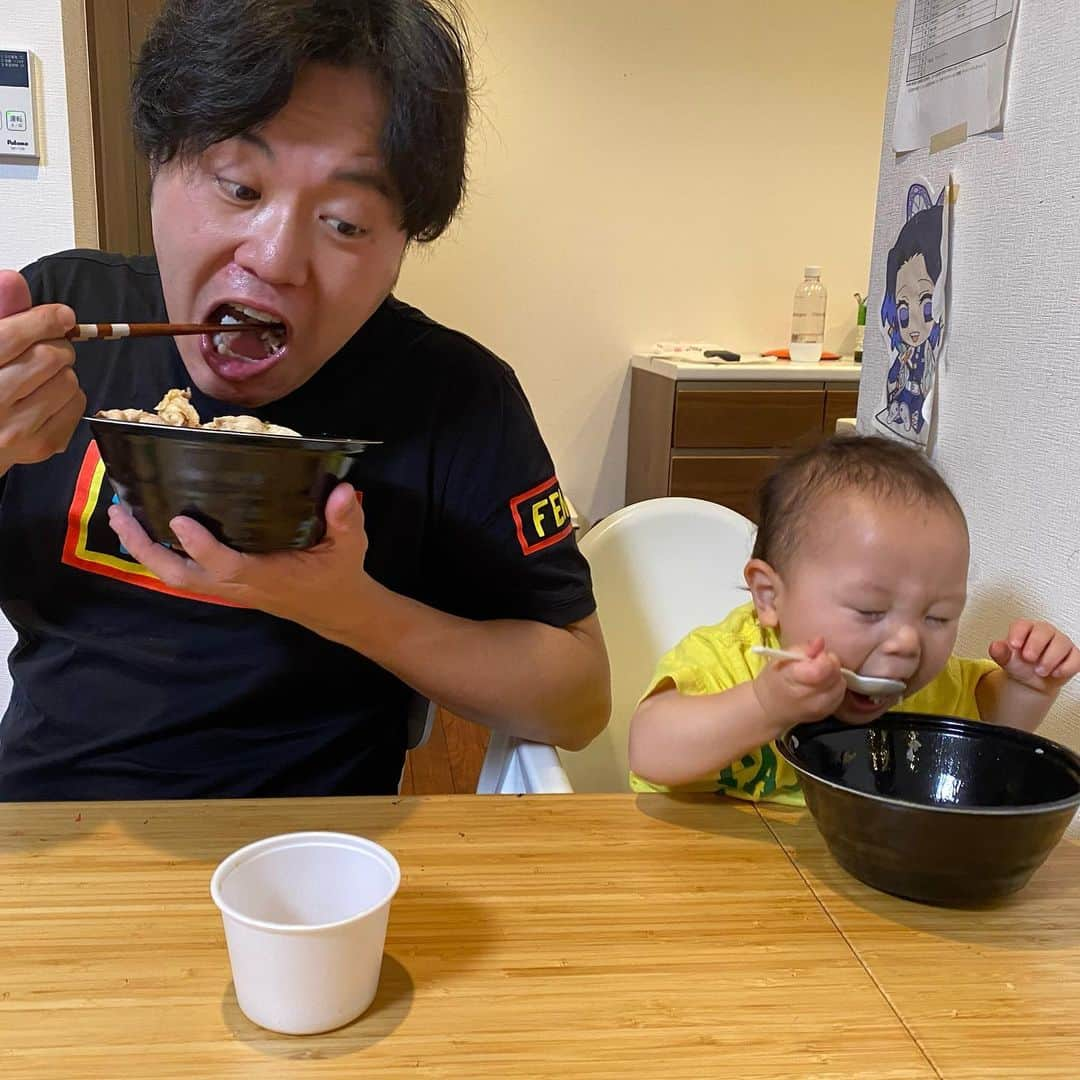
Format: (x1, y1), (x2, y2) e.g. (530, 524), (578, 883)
(804, 266), (822, 279)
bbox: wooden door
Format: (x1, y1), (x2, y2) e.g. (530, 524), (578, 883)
(85, 0), (163, 255)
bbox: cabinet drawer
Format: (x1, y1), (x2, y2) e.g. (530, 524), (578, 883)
(669, 454), (779, 522)
(824, 387), (860, 435)
(673, 389), (825, 449)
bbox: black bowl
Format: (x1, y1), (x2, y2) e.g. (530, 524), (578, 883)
(777, 713), (1080, 905)
(87, 417), (379, 554)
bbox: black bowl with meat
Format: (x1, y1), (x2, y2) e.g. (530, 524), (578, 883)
(88, 416), (378, 554)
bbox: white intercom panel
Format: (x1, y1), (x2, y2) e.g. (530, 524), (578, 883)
(0, 50), (38, 158)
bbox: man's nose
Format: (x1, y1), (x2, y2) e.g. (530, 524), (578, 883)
(233, 204), (310, 288)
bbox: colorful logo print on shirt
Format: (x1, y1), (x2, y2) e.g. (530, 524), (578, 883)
(61, 440), (233, 606)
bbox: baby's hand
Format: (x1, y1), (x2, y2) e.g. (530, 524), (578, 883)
(753, 638), (846, 729)
(988, 620), (1080, 695)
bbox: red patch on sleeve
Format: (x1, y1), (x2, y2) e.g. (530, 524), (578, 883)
(509, 475), (573, 556)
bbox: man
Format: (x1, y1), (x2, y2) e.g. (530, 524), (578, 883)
(0, 0), (609, 800)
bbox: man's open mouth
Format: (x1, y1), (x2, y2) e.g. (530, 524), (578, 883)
(208, 303), (288, 363)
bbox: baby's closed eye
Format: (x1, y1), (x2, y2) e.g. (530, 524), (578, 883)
(853, 609), (885, 622)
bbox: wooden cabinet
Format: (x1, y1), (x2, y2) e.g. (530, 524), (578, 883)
(824, 386), (860, 437)
(673, 388), (827, 448)
(626, 370), (860, 522)
(667, 454), (779, 520)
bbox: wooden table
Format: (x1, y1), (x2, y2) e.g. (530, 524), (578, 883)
(0, 794), (1075, 1079)
(759, 805), (1080, 1080)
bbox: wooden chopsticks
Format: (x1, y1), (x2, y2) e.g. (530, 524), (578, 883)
(65, 322), (285, 342)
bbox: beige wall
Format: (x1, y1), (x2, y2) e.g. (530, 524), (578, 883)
(0, 0), (96, 271)
(399, 0), (896, 521)
(859, 1), (1080, 820)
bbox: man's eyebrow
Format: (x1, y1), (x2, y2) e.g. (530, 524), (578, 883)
(236, 133), (392, 198)
(332, 167), (393, 199)
(238, 132), (274, 158)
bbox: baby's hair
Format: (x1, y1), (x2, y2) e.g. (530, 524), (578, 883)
(751, 435), (965, 569)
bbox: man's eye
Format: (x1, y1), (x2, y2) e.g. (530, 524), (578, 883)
(216, 177), (259, 202)
(324, 216), (367, 238)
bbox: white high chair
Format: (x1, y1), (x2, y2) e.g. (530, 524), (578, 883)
(476, 497), (757, 793)
(0, 608), (13, 719)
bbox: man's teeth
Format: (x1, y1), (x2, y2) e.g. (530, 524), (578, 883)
(217, 304), (280, 325)
(212, 306), (286, 360)
(235, 304), (279, 323)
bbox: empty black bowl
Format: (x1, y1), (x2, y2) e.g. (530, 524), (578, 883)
(88, 417), (379, 554)
(777, 713), (1080, 905)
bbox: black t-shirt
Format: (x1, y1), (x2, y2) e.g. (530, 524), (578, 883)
(0, 251), (594, 800)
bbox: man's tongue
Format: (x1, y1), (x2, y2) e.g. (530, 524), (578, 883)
(211, 304), (284, 362)
(222, 330), (271, 360)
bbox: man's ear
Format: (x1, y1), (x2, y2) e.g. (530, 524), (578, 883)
(744, 558), (783, 628)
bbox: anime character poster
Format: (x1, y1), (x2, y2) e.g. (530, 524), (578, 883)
(874, 178), (951, 449)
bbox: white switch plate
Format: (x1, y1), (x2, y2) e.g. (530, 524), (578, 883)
(0, 50), (38, 159)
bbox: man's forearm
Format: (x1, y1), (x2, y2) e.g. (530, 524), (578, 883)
(328, 579), (610, 751)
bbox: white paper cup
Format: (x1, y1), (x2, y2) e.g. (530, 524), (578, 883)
(210, 831), (401, 1035)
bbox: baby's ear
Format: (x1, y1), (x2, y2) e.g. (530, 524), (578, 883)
(744, 559), (781, 628)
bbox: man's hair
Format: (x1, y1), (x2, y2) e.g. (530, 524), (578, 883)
(751, 435), (965, 569)
(132, 0), (471, 242)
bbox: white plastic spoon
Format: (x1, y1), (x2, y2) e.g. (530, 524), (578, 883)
(751, 645), (906, 698)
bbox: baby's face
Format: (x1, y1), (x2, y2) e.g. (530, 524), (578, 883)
(769, 493), (969, 723)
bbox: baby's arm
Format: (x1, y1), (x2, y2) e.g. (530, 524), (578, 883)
(629, 639), (845, 787)
(975, 619), (1080, 732)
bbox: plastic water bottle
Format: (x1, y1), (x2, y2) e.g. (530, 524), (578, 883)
(789, 266), (827, 364)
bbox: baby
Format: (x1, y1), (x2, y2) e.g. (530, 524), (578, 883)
(628, 435), (1079, 804)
